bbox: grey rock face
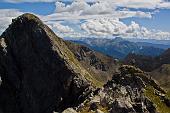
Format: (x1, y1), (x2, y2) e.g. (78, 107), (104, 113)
(0, 14), (95, 113)
(77, 65), (159, 113)
(111, 98), (135, 113)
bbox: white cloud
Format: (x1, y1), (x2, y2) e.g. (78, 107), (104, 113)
(0, 9), (23, 33)
(45, 21), (84, 38)
(81, 18), (170, 40)
(55, 1), (114, 15)
(0, 0), (170, 40)
(42, 1), (152, 22)
(53, 22), (74, 33)
(158, 2), (170, 9)
(81, 18), (127, 36)
(3, 0), (170, 9)
(97, 0), (170, 9)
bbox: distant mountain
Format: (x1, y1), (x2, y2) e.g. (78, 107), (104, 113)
(136, 42), (170, 49)
(126, 38), (170, 45)
(70, 37), (165, 59)
(124, 48), (170, 72)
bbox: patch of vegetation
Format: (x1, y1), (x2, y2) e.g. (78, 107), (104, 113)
(168, 91), (170, 96)
(144, 86), (170, 113)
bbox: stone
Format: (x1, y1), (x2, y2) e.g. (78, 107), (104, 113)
(62, 108), (77, 113)
(96, 109), (104, 113)
(111, 99), (135, 113)
(120, 86), (127, 95)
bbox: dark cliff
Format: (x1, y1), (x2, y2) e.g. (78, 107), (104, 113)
(0, 13), (101, 113)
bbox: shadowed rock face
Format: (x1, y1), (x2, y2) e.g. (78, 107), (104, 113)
(0, 13), (97, 113)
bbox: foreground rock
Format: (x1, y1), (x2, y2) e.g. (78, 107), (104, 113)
(76, 65), (169, 113)
(0, 14), (100, 113)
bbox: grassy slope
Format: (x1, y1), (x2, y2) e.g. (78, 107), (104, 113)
(150, 64), (170, 90)
(144, 86), (170, 113)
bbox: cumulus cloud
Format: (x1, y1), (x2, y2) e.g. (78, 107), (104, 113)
(3, 0), (170, 9)
(0, 9), (23, 33)
(45, 21), (84, 38)
(0, 0), (170, 40)
(97, 0), (170, 9)
(52, 22), (74, 33)
(55, 1), (114, 15)
(81, 18), (170, 40)
(81, 18), (126, 36)
(42, 0), (152, 22)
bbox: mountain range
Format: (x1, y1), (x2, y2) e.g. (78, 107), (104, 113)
(70, 37), (165, 59)
(0, 13), (170, 113)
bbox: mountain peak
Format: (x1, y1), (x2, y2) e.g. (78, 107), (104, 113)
(12, 13), (42, 24)
(114, 37), (124, 42)
(0, 13), (101, 113)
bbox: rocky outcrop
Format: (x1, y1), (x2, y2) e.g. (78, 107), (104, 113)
(0, 13), (101, 113)
(76, 65), (168, 113)
(124, 50), (170, 89)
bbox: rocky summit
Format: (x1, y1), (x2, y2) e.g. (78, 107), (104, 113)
(0, 13), (170, 113)
(0, 13), (101, 113)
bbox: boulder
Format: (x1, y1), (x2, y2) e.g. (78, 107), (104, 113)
(62, 108), (77, 113)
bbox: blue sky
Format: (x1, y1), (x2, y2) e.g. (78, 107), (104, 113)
(122, 9), (170, 32)
(0, 2), (55, 15)
(0, 0), (170, 40)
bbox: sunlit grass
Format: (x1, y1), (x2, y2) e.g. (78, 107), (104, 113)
(144, 86), (170, 113)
